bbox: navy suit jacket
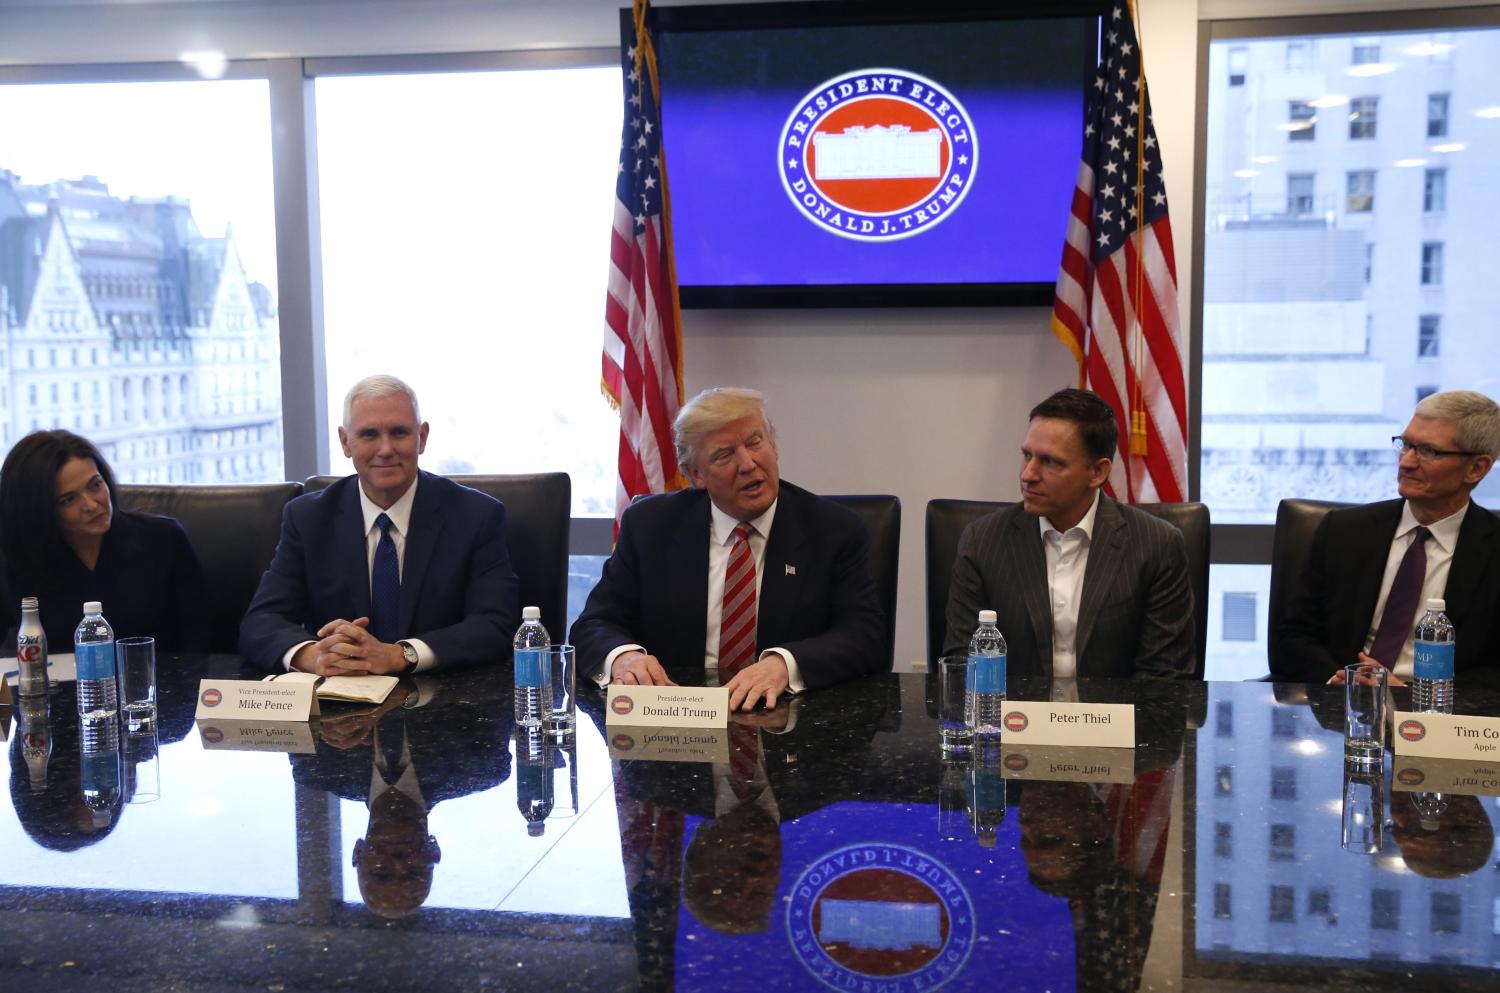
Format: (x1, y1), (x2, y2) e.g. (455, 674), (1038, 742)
(238, 471), (519, 670)
(569, 481), (886, 690)
(1277, 498), (1500, 688)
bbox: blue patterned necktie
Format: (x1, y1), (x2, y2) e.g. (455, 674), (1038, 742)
(371, 512), (400, 644)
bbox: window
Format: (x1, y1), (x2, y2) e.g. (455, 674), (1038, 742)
(315, 69), (621, 516)
(1270, 885), (1296, 922)
(1422, 242), (1444, 285)
(1416, 385), (1439, 403)
(1427, 93), (1450, 137)
(1287, 99), (1316, 141)
(1286, 41), (1311, 70)
(1419, 315), (1441, 358)
(1270, 766), (1297, 800)
(1270, 823), (1296, 860)
(1271, 708), (1298, 738)
(1349, 96), (1378, 139)
(1215, 700), (1234, 736)
(1216, 765), (1234, 796)
(1424, 168), (1447, 212)
(1309, 888), (1332, 919)
(1351, 40), (1380, 64)
(1286, 172), (1315, 215)
(1215, 822), (1232, 857)
(1345, 170), (1374, 213)
(1431, 893), (1461, 934)
(1228, 46), (1248, 86)
(1372, 889), (1401, 929)
(1222, 591), (1257, 641)
(1215, 882), (1233, 918)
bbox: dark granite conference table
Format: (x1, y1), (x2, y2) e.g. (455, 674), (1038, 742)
(2, 657), (1500, 993)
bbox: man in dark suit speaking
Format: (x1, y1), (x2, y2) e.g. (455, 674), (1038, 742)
(1278, 390), (1500, 688)
(570, 387), (885, 709)
(943, 388), (1193, 680)
(240, 374), (518, 675)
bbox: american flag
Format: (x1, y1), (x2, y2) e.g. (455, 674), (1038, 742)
(1051, 3), (1186, 503)
(603, 0), (686, 532)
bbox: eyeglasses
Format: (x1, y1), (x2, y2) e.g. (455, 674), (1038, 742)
(1391, 436), (1481, 462)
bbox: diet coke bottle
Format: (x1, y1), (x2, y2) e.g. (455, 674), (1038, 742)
(17, 596), (49, 698)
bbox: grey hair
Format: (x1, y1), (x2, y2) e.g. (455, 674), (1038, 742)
(674, 387), (773, 475)
(343, 374), (421, 427)
(1414, 390), (1500, 458)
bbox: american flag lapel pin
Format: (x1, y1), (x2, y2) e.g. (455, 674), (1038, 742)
(785, 564), (796, 576)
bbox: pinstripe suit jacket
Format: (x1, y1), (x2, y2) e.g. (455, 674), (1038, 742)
(942, 496), (1194, 680)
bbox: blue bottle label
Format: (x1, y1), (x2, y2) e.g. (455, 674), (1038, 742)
(76, 642), (116, 681)
(969, 653), (1006, 695)
(515, 648), (549, 688)
(1413, 641), (1455, 681)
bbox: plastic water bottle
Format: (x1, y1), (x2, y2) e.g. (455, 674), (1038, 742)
(513, 606), (553, 729)
(967, 610), (1007, 738)
(967, 738), (1006, 848)
(79, 724), (121, 828)
(1412, 597), (1454, 714)
(515, 728), (555, 837)
(74, 601), (118, 745)
(16, 596), (49, 698)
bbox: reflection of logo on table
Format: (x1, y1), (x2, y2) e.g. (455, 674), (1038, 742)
(1003, 753), (1028, 772)
(201, 688), (222, 708)
(1398, 719), (1427, 742)
(1003, 711), (1028, 733)
(1396, 767), (1425, 786)
(612, 733), (636, 751)
(202, 726), (224, 744)
(611, 695), (634, 716)
(787, 842), (975, 993)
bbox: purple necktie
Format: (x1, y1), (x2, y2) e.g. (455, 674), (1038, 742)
(1369, 525), (1431, 668)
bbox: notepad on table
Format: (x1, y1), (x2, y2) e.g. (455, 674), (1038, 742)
(263, 670), (398, 705)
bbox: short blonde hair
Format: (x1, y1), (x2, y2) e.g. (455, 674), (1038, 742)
(1414, 390), (1500, 458)
(343, 374), (421, 427)
(673, 387), (773, 475)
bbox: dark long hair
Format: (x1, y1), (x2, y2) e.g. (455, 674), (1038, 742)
(0, 430), (121, 591)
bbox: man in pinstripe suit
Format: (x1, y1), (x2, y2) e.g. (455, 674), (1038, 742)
(942, 389), (1194, 680)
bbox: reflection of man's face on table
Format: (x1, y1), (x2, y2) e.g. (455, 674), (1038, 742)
(353, 787), (441, 918)
(684, 801), (783, 934)
(1019, 781), (1110, 894)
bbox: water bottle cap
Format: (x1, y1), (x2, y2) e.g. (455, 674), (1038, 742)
(1425, 598), (1445, 613)
(522, 606), (541, 620)
(527, 821), (546, 837)
(978, 610), (997, 624)
(83, 601), (102, 615)
(20, 596), (38, 610)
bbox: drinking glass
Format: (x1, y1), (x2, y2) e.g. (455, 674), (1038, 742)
(937, 656), (972, 753)
(1343, 663), (1387, 768)
(543, 645), (577, 742)
(116, 637), (157, 734)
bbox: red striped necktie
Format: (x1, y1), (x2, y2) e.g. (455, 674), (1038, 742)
(719, 523), (758, 676)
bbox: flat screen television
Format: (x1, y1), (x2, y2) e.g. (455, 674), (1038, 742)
(638, 0), (1104, 307)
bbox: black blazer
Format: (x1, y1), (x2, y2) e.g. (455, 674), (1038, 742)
(238, 471), (519, 670)
(1277, 499), (1500, 688)
(569, 480), (886, 690)
(942, 496), (1194, 680)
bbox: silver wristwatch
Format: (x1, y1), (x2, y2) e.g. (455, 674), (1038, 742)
(398, 640), (419, 674)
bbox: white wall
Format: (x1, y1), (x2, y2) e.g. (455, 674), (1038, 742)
(1, 0), (1491, 666)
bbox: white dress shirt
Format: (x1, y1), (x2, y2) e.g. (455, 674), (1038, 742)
(282, 476), (435, 671)
(1363, 501), (1466, 680)
(1039, 490), (1101, 678)
(598, 498), (804, 691)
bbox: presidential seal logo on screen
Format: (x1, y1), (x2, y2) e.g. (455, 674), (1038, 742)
(786, 842), (976, 992)
(779, 69), (977, 242)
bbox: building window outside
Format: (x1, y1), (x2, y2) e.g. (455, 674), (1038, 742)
(1419, 315), (1441, 358)
(1287, 172), (1315, 215)
(1271, 708), (1298, 738)
(1287, 100), (1316, 141)
(1424, 168), (1447, 213)
(1286, 40), (1311, 70)
(1346, 170), (1375, 213)
(1372, 889), (1401, 930)
(1216, 765), (1234, 796)
(1215, 883), (1233, 918)
(1309, 888), (1333, 919)
(1215, 822), (1232, 857)
(1431, 893), (1462, 934)
(1270, 885), (1296, 922)
(1351, 40), (1380, 65)
(1270, 823), (1296, 860)
(1215, 700), (1234, 736)
(1349, 96), (1378, 139)
(1427, 93), (1450, 138)
(1229, 46), (1247, 86)
(1271, 766), (1297, 800)
(1223, 591), (1257, 641)
(1422, 242), (1444, 286)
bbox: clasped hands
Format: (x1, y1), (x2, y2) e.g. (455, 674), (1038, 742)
(610, 650), (790, 710)
(1328, 652), (1405, 686)
(292, 616), (406, 677)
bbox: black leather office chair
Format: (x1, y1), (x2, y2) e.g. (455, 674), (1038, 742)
(118, 482), (303, 653)
(303, 473), (571, 635)
(826, 494), (901, 668)
(1266, 498), (1349, 676)
(925, 498), (1211, 676)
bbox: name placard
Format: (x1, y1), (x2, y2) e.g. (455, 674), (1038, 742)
(196, 719), (318, 754)
(606, 685), (728, 728)
(1393, 711), (1500, 760)
(1393, 755), (1500, 797)
(194, 678), (319, 723)
(994, 701), (1134, 748)
(608, 725), (731, 763)
(1000, 743), (1136, 784)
